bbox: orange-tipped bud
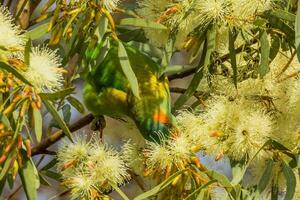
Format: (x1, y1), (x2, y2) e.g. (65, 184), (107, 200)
(17, 135), (23, 149)
(24, 139), (31, 157)
(0, 155), (7, 164)
(62, 159), (76, 171)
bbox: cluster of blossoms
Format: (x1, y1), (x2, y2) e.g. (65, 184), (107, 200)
(137, 0), (274, 49)
(119, 47), (300, 197)
(0, 4), (66, 188)
(57, 134), (129, 200)
(122, 134), (219, 199)
(0, 5), (64, 93)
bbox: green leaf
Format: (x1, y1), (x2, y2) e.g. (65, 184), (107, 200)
(24, 38), (31, 66)
(184, 180), (216, 200)
(258, 159), (274, 193)
(228, 28), (238, 87)
(173, 25), (216, 110)
(67, 96), (85, 113)
(0, 178), (6, 196)
(62, 104), (71, 124)
(196, 188), (207, 200)
(0, 151), (15, 181)
(271, 9), (296, 22)
(33, 108), (43, 142)
(110, 183), (130, 200)
(133, 170), (185, 200)
(119, 18), (168, 30)
(41, 158), (58, 171)
(118, 41), (140, 98)
(19, 157), (40, 200)
(263, 12), (295, 46)
(206, 170), (233, 189)
(43, 100), (73, 142)
(0, 113), (11, 129)
(160, 39), (174, 73)
(231, 162), (247, 185)
(25, 22), (50, 40)
(269, 36), (280, 62)
(259, 30), (270, 78)
(282, 161), (296, 200)
(0, 62), (32, 86)
(39, 173), (51, 186)
(39, 87), (75, 101)
(296, 0), (300, 62)
(128, 41), (162, 59)
(41, 170), (61, 181)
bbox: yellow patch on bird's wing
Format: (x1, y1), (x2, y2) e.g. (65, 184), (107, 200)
(107, 88), (128, 102)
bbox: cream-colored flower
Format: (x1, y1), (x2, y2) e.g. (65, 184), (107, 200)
(90, 142), (129, 187)
(0, 6), (25, 50)
(144, 141), (172, 171)
(227, 110), (272, 161)
(122, 141), (144, 174)
(225, 0), (274, 27)
(17, 46), (64, 92)
(136, 0), (172, 47)
(167, 134), (192, 164)
(58, 133), (129, 196)
(65, 171), (98, 200)
(57, 135), (90, 171)
(204, 96), (241, 132)
(103, 0), (120, 12)
(196, 0), (231, 27)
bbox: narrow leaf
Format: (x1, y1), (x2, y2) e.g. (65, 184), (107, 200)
(110, 183), (130, 200)
(33, 107), (43, 142)
(118, 41), (140, 98)
(0, 62), (32, 85)
(259, 30), (270, 78)
(173, 26), (216, 110)
(25, 22), (50, 40)
(206, 170), (232, 189)
(39, 87), (75, 101)
(19, 157), (40, 200)
(269, 36), (280, 62)
(133, 170), (185, 200)
(258, 159), (274, 193)
(43, 100), (73, 142)
(0, 151), (15, 181)
(283, 161), (296, 200)
(228, 29), (238, 87)
(24, 38), (31, 66)
(271, 9), (296, 22)
(296, 0), (300, 62)
(67, 96), (85, 113)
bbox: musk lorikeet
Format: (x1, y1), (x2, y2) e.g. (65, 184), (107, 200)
(83, 43), (175, 142)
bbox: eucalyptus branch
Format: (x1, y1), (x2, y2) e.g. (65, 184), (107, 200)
(32, 114), (95, 156)
(168, 38), (257, 81)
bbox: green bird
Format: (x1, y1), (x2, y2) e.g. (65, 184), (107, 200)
(83, 43), (175, 142)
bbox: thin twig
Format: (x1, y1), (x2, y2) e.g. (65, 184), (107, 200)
(276, 51), (296, 78)
(278, 68), (300, 82)
(5, 185), (22, 200)
(32, 114), (95, 156)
